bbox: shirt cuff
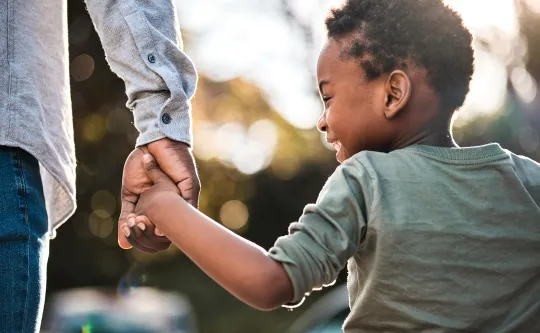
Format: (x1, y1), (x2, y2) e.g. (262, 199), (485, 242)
(268, 238), (310, 308)
(132, 93), (193, 147)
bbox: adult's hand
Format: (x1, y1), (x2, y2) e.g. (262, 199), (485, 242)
(118, 138), (200, 251)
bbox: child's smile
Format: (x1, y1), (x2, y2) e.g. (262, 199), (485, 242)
(331, 140), (342, 154)
(326, 137), (346, 163)
(316, 37), (393, 163)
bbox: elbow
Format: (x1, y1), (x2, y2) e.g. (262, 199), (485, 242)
(251, 289), (293, 312)
(250, 264), (295, 311)
(252, 292), (288, 311)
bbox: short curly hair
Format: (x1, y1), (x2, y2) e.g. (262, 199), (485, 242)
(325, 0), (475, 112)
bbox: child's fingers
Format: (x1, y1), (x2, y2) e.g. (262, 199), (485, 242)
(135, 215), (165, 237)
(126, 217), (171, 251)
(123, 224), (160, 253)
(131, 215), (169, 241)
(126, 217), (151, 241)
(134, 215), (151, 233)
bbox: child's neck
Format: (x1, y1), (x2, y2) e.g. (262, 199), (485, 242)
(389, 130), (456, 152)
(388, 109), (457, 152)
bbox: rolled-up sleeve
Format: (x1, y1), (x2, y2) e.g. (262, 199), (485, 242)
(85, 0), (198, 147)
(268, 160), (371, 307)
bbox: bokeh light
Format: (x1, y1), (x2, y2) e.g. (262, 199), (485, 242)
(82, 113), (107, 142)
(91, 190), (117, 216)
(70, 54), (95, 82)
(88, 212), (114, 238)
(271, 151), (301, 180)
(219, 200), (249, 231)
(194, 119), (279, 175)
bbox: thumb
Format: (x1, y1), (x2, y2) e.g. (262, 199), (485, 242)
(143, 154), (168, 183)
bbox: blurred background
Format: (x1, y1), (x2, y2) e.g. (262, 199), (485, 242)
(43, 0), (540, 332)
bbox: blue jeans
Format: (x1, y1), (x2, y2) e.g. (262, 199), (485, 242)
(0, 147), (49, 333)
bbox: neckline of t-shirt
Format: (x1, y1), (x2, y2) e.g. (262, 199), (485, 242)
(401, 143), (509, 164)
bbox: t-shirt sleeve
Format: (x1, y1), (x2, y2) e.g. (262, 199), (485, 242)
(268, 160), (371, 307)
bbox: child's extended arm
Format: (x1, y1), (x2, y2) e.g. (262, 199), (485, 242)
(129, 154), (294, 311)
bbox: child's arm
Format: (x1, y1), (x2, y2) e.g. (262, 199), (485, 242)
(129, 154), (294, 311)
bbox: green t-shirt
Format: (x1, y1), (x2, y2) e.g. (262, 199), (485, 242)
(269, 143), (540, 332)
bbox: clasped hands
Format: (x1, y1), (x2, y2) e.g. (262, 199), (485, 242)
(119, 138), (199, 253)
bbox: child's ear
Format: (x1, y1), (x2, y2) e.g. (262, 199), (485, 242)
(383, 70), (412, 119)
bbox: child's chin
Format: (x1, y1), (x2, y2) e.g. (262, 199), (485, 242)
(336, 151), (347, 163)
(336, 148), (357, 163)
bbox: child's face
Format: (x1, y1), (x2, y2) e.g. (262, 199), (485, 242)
(316, 38), (393, 163)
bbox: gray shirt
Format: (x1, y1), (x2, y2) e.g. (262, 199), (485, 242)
(0, 0), (197, 237)
(269, 144), (540, 332)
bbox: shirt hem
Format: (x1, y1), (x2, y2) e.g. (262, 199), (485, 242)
(0, 140), (77, 239)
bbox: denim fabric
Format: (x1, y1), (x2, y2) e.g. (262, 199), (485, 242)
(0, 147), (49, 333)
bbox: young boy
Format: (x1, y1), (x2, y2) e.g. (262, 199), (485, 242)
(122, 0), (540, 331)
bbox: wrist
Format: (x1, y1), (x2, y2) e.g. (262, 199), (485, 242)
(147, 138), (191, 154)
(145, 191), (182, 223)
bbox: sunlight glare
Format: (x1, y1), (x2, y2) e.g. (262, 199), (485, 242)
(444, 0), (519, 36)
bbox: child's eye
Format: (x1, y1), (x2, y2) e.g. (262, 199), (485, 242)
(322, 96), (332, 103)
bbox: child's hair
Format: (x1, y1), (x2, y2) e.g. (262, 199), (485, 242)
(325, 0), (475, 113)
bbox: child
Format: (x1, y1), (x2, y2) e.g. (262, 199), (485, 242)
(122, 0), (540, 331)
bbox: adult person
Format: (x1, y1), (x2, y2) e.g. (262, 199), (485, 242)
(0, 1), (199, 332)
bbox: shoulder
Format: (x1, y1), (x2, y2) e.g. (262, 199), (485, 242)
(327, 155), (373, 188)
(505, 149), (540, 186)
(316, 154), (375, 206)
(348, 149), (421, 181)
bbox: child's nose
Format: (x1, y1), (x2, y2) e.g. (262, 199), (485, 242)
(317, 113), (328, 133)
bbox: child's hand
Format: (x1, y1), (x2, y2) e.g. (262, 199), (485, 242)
(122, 214), (170, 253)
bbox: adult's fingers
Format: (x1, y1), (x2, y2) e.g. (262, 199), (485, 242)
(142, 154), (171, 185)
(118, 188), (136, 249)
(148, 139), (201, 208)
(118, 147), (152, 250)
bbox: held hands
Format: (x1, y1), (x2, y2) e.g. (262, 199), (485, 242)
(118, 138), (200, 252)
(122, 154), (179, 248)
(136, 153), (181, 218)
